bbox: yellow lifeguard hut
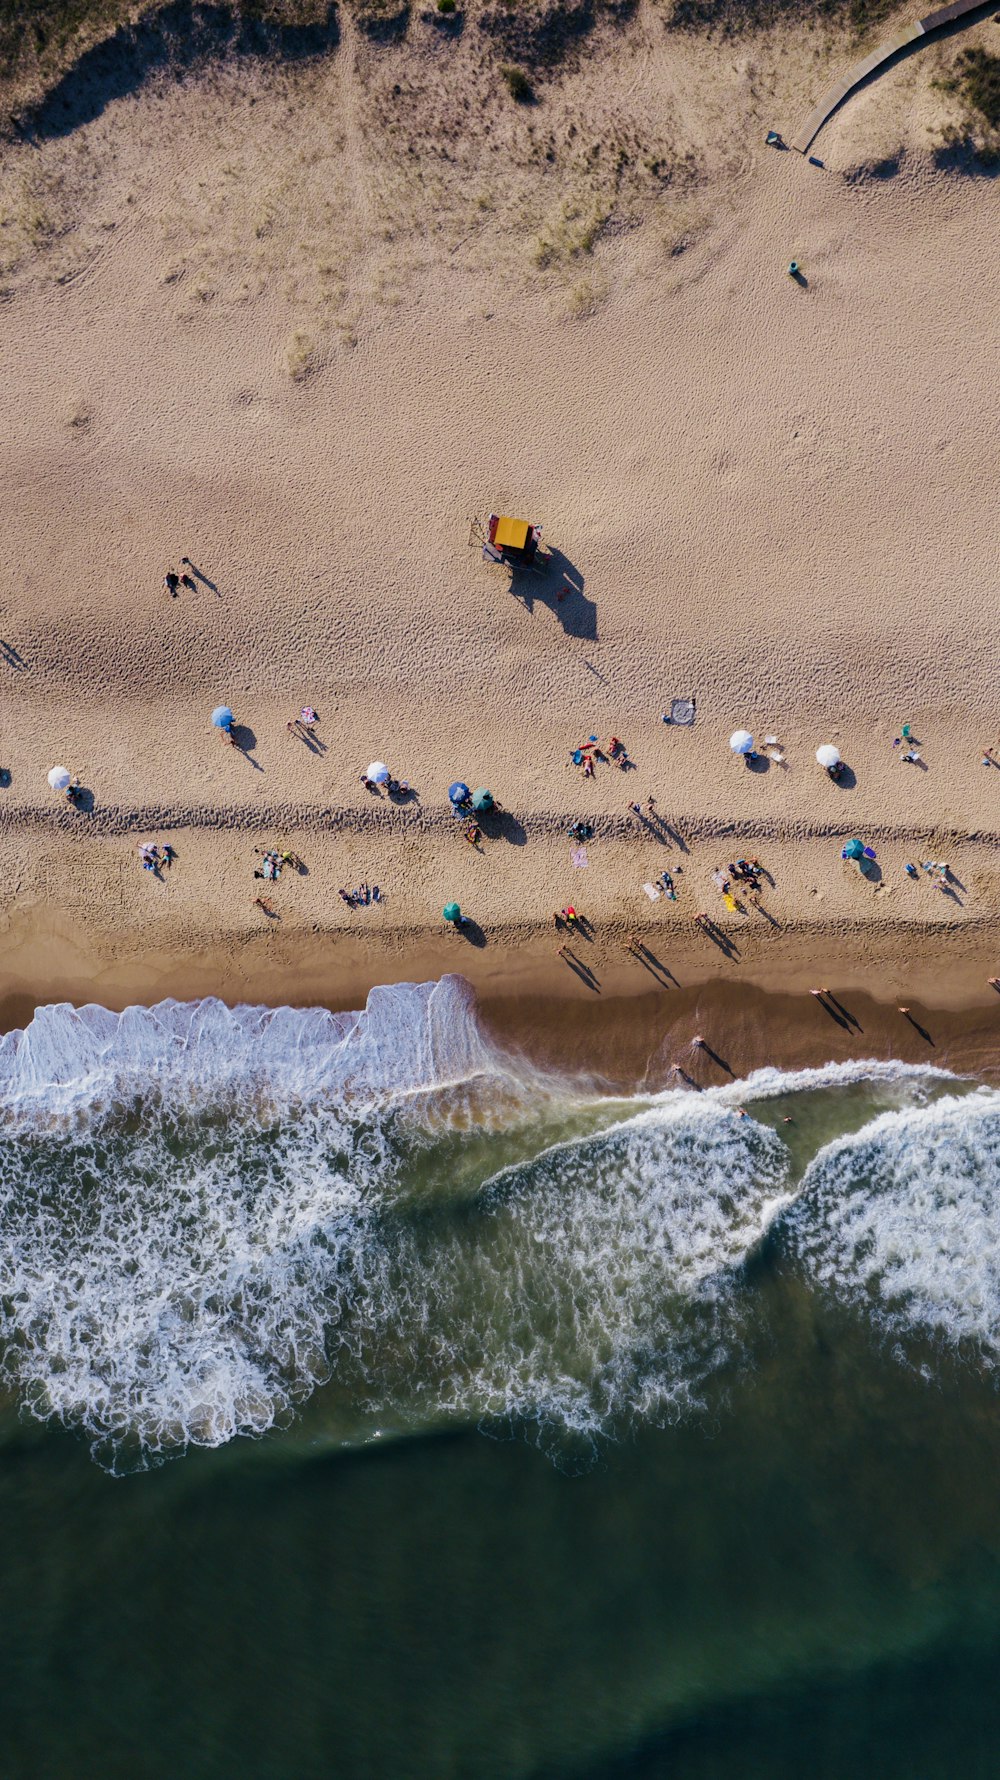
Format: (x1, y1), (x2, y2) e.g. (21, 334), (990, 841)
(469, 513), (551, 572)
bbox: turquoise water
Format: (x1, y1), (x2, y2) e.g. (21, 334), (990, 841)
(0, 980), (998, 1776)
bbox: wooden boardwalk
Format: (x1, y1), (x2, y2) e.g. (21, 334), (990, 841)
(791, 0), (992, 153)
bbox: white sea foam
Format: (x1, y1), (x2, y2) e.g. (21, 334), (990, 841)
(713, 1058), (958, 1104)
(0, 981), (992, 1469)
(357, 1098), (791, 1443)
(0, 977), (493, 1118)
(786, 1087), (1000, 1356)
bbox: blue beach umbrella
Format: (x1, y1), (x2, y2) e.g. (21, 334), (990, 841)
(211, 706), (234, 730)
(842, 838), (864, 861)
(448, 781), (471, 806)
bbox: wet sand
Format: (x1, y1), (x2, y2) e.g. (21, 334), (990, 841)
(2, 906), (999, 1094)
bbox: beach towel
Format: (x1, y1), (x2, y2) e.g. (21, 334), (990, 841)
(642, 882), (661, 901)
(571, 847), (589, 868)
(668, 698), (696, 726)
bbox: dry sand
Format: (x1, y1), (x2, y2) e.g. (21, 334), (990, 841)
(0, 2), (998, 1046)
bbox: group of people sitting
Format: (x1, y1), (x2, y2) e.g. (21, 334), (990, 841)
(253, 849), (300, 881)
(138, 842), (174, 872)
(570, 737), (634, 778)
(339, 884), (382, 907)
(553, 905), (582, 929)
(360, 773), (410, 796)
(712, 858), (765, 911)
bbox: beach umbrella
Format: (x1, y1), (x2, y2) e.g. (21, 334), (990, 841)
(367, 762), (390, 784)
(471, 789), (494, 813)
(47, 766), (71, 791)
(730, 730), (754, 755)
(842, 838), (865, 861)
(443, 902), (462, 923)
(211, 706), (234, 730)
(816, 744), (841, 769)
(448, 781), (471, 805)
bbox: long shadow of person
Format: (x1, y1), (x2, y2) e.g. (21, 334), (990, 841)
(694, 1039), (734, 1076)
(559, 949), (600, 991)
(900, 1008), (935, 1046)
(813, 995), (850, 1032)
(694, 918), (740, 960)
(183, 559), (220, 595)
(629, 941), (677, 986)
(826, 993), (862, 1031)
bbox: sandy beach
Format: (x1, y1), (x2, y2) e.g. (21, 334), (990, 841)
(0, 0), (998, 1037)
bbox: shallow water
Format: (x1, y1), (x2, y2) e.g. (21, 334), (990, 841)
(0, 978), (998, 1775)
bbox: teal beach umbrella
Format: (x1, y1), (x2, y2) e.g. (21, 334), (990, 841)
(471, 789), (494, 813)
(443, 902), (462, 924)
(842, 838), (864, 861)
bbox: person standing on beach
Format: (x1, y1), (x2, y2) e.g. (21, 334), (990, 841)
(164, 572), (179, 597)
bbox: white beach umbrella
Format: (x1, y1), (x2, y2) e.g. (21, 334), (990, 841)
(367, 762), (390, 784)
(729, 730), (754, 755)
(47, 766), (72, 791)
(816, 744), (841, 769)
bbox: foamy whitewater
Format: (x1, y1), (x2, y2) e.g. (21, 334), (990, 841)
(0, 976), (993, 1469)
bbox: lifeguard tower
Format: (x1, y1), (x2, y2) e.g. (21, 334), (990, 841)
(469, 513), (551, 572)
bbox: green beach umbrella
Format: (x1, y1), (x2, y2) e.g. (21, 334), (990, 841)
(443, 902), (462, 923)
(471, 789), (494, 813)
(842, 838), (864, 861)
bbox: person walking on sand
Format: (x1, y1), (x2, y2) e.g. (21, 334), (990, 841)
(164, 571), (180, 598)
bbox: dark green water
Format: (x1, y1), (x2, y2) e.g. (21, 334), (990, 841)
(0, 986), (998, 1776)
(2, 1311), (1000, 1780)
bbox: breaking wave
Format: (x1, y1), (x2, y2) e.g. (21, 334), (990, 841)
(0, 977), (994, 1469)
(784, 1088), (1000, 1360)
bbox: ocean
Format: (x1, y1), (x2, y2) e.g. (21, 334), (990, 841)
(0, 976), (998, 1777)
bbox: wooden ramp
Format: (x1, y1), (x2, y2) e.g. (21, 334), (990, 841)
(791, 0), (991, 154)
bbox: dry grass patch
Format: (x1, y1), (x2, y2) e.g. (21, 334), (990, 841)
(283, 325), (317, 377)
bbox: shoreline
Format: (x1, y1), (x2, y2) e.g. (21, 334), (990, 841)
(2, 909), (1000, 1091)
